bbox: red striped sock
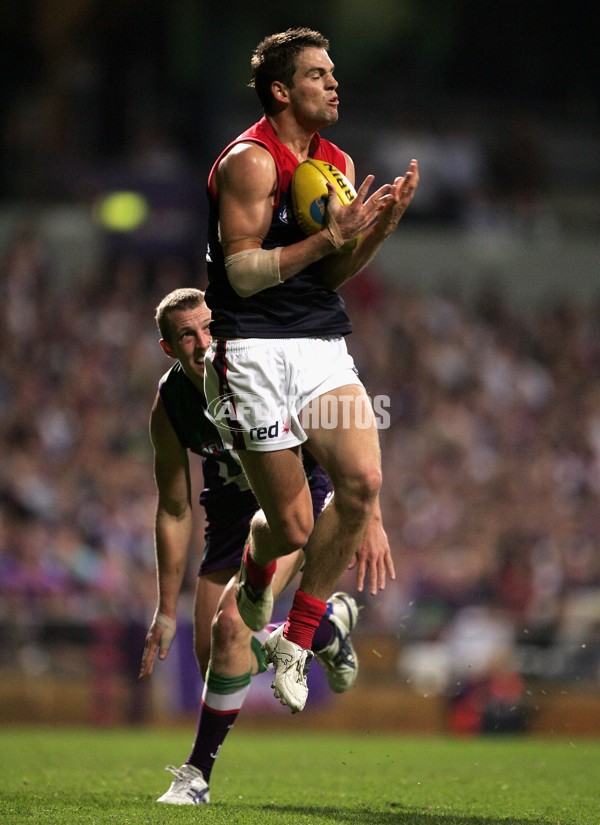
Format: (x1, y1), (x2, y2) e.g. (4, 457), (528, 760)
(283, 589), (327, 649)
(243, 544), (276, 590)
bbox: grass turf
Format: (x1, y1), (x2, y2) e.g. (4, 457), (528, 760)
(0, 727), (599, 824)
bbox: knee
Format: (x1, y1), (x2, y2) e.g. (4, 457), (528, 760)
(253, 507), (314, 554)
(283, 518), (313, 552)
(362, 465), (383, 501)
(278, 510), (315, 553)
(212, 601), (250, 650)
(336, 464), (382, 515)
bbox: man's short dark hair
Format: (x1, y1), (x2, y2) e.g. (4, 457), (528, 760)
(155, 287), (205, 343)
(249, 27), (330, 114)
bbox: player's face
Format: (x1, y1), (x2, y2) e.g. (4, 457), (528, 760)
(162, 304), (212, 388)
(287, 47), (339, 130)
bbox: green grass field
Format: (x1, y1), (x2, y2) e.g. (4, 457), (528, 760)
(0, 727), (598, 824)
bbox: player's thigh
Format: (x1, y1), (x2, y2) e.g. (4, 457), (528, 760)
(238, 447), (314, 541)
(302, 384), (381, 487)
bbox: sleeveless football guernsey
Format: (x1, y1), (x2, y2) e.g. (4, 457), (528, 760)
(205, 117), (352, 339)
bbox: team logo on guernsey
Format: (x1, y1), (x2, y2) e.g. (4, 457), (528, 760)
(278, 201), (289, 224)
(203, 440), (225, 457)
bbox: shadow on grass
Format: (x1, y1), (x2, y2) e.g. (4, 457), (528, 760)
(226, 803), (547, 824)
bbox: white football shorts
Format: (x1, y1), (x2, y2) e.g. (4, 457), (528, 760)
(204, 336), (363, 451)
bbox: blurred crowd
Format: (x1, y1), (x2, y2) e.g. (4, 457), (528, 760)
(340, 271), (600, 717)
(1, 212), (600, 716)
(1, 6), (598, 734)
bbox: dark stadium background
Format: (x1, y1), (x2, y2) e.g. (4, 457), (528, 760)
(1, 1), (599, 735)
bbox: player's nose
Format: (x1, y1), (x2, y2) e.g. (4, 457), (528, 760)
(198, 332), (212, 350)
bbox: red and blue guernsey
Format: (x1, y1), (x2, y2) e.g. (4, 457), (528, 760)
(205, 117), (352, 339)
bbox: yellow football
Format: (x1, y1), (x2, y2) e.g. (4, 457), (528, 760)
(291, 158), (358, 252)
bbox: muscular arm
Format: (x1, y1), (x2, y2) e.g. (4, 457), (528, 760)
(217, 143), (335, 286)
(139, 393), (193, 678)
(217, 142), (417, 296)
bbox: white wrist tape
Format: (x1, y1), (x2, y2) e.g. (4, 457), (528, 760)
(224, 247), (282, 297)
(154, 610), (176, 653)
(324, 212), (346, 249)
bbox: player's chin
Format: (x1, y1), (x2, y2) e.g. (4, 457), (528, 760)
(315, 105), (338, 125)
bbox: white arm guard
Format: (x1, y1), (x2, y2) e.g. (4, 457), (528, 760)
(224, 247), (282, 298)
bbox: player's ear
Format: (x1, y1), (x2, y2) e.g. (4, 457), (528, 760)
(159, 339), (175, 359)
(271, 81), (288, 103)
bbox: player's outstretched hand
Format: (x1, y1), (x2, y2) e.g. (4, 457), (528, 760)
(326, 175), (391, 245)
(348, 515), (395, 595)
(138, 610), (177, 679)
(376, 159), (419, 236)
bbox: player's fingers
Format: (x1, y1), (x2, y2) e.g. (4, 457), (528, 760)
(354, 174), (375, 201)
(377, 556), (387, 591)
(139, 642), (156, 679)
(325, 181), (337, 199)
(355, 557), (366, 593)
(325, 183), (344, 216)
(363, 554), (377, 595)
(158, 637), (174, 659)
(374, 195), (393, 211)
(365, 184), (391, 206)
(385, 552), (396, 581)
(394, 165), (418, 200)
(392, 175), (408, 197)
(368, 561), (379, 596)
(365, 189), (392, 217)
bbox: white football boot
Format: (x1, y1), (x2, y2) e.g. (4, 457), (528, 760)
(262, 625), (314, 713)
(156, 764), (210, 805)
(314, 592), (360, 693)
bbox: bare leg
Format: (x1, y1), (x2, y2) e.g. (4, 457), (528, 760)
(232, 450), (315, 631)
(237, 447), (314, 565)
(300, 385), (382, 600)
(210, 547), (304, 677)
(237, 387), (381, 602)
(193, 570), (233, 678)
(182, 550), (304, 786)
(257, 387), (381, 712)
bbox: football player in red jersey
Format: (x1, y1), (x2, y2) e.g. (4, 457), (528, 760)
(203, 28), (417, 715)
